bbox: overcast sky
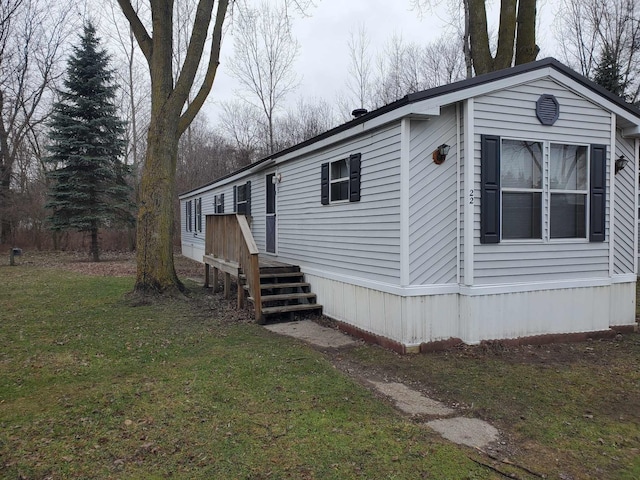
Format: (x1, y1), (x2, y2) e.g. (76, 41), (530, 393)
(204, 0), (556, 123)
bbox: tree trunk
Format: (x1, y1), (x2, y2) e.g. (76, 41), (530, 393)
(515, 0), (539, 65)
(134, 114), (183, 294)
(0, 165), (12, 244)
(468, 0), (493, 75)
(90, 224), (100, 262)
(468, 0), (536, 75)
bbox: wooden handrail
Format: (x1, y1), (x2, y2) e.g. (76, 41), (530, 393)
(205, 214), (262, 322)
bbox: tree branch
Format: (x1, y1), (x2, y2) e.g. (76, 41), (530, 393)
(171, 0), (216, 110)
(494, 0), (517, 70)
(468, 0), (493, 75)
(178, 0), (229, 135)
(116, 0), (152, 63)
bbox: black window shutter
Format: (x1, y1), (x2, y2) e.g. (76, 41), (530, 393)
(590, 144), (606, 242)
(197, 198), (202, 231)
(220, 193), (224, 213)
(321, 163), (329, 204)
(480, 135), (501, 244)
(246, 181), (251, 216)
(233, 186), (237, 212)
(349, 153), (361, 202)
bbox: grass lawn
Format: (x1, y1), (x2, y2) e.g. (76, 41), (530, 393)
(2, 259), (639, 479)
(342, 335), (640, 479)
(1, 266), (491, 479)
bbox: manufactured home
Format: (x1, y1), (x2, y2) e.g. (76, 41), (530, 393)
(180, 58), (640, 353)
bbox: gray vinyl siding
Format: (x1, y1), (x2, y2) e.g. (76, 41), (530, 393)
(409, 106), (458, 285)
(614, 131), (635, 275)
(473, 78), (612, 284)
(275, 123), (402, 284)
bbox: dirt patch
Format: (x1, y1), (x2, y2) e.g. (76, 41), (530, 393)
(9, 250), (204, 280)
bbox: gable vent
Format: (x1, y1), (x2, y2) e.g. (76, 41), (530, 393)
(536, 94), (559, 125)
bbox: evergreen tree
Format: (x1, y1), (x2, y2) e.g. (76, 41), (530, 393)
(45, 22), (134, 261)
(593, 46), (628, 99)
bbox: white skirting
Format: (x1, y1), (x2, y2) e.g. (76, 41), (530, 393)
(181, 242), (205, 264)
(305, 272), (636, 347)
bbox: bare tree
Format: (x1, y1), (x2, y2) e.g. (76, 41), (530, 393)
(369, 34), (465, 107)
(219, 99), (263, 164)
(374, 34), (407, 106)
(555, 0), (640, 102)
(0, 0), (75, 244)
(346, 24), (373, 110)
(274, 97), (337, 149)
(413, 35), (466, 88)
(176, 113), (240, 193)
(228, 0), (300, 154)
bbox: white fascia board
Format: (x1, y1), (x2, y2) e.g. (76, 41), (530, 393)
(421, 69), (553, 111)
(542, 70), (640, 129)
(622, 125), (640, 138)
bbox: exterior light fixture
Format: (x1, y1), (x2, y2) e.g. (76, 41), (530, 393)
(615, 154), (628, 174)
(432, 143), (451, 165)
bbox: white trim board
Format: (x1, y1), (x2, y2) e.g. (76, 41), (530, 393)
(298, 264), (634, 298)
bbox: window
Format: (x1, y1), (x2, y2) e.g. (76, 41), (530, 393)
(550, 144), (588, 238)
(321, 153), (361, 204)
(501, 140), (543, 240)
(214, 194), (224, 214)
(193, 198), (202, 232)
(481, 135), (606, 244)
(330, 159), (349, 201)
(185, 200), (192, 232)
(234, 181), (251, 215)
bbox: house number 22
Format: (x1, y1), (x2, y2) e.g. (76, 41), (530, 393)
(469, 189), (474, 205)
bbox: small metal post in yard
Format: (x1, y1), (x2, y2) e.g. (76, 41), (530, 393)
(9, 247), (22, 266)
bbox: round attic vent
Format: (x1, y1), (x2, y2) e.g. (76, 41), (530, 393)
(536, 94), (559, 125)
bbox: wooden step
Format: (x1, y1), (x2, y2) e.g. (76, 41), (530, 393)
(240, 271), (303, 281)
(243, 282), (311, 292)
(258, 282), (311, 290)
(261, 303), (323, 315)
(248, 292), (317, 303)
(259, 266), (300, 274)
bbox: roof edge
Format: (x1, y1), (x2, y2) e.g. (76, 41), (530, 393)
(179, 57), (640, 197)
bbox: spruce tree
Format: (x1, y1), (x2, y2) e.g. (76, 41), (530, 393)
(45, 22), (134, 261)
(593, 46), (628, 99)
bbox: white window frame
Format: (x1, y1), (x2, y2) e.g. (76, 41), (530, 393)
(186, 200), (193, 232)
(236, 184), (248, 213)
(548, 142), (589, 241)
(329, 158), (349, 203)
(500, 138), (544, 242)
(195, 198), (202, 233)
(499, 138), (591, 243)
